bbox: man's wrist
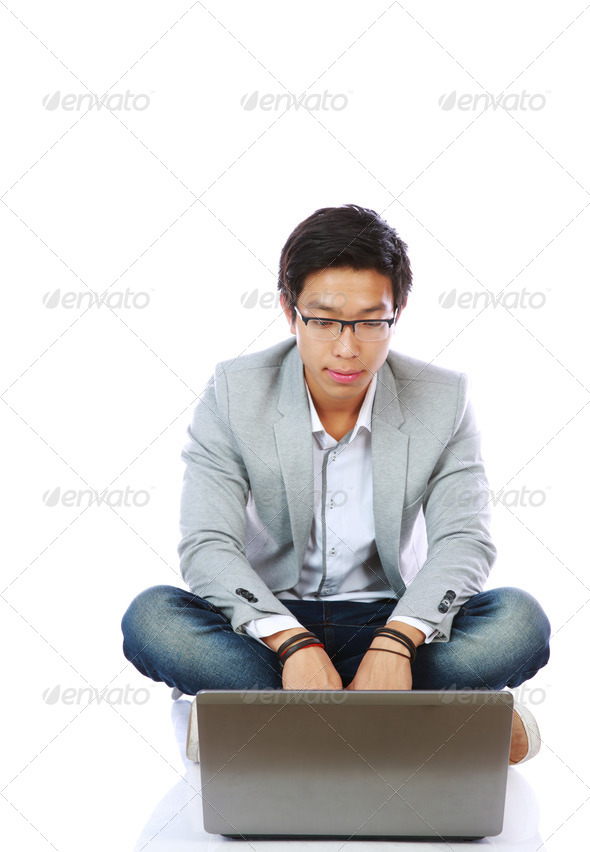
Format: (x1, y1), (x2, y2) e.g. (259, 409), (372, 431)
(383, 620), (425, 647)
(365, 647), (413, 665)
(368, 620), (424, 660)
(262, 627), (309, 653)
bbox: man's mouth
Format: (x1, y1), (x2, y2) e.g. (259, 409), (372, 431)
(326, 369), (363, 384)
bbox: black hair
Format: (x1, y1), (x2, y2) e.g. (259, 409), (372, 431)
(277, 204), (412, 322)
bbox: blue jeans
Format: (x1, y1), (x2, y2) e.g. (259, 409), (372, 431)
(120, 585), (550, 694)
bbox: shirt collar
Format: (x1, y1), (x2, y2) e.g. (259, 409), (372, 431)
(305, 372), (378, 442)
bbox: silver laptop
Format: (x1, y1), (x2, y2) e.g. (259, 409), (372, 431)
(196, 689), (514, 840)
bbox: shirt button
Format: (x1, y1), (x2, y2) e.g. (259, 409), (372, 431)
(329, 547), (336, 556)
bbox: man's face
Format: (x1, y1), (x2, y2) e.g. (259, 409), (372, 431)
(280, 267), (401, 416)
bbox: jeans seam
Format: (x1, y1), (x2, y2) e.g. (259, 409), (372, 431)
(324, 601), (335, 657)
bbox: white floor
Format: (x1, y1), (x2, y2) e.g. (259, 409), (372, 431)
(132, 670), (588, 852)
(3, 635), (585, 851)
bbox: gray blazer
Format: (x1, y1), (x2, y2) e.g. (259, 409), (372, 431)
(178, 337), (496, 643)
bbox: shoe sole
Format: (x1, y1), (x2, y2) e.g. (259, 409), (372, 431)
(186, 697), (199, 763)
(511, 698), (541, 765)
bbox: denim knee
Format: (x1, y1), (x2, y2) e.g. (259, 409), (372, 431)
(492, 586), (551, 670)
(121, 585), (182, 644)
(495, 586), (550, 637)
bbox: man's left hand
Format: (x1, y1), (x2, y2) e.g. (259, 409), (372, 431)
(346, 649), (413, 690)
(346, 621), (424, 691)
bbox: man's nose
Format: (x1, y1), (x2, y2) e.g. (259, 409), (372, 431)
(333, 326), (359, 355)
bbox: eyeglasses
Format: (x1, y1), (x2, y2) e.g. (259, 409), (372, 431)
(293, 305), (398, 341)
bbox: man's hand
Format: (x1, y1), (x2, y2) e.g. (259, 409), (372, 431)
(346, 649), (413, 690)
(346, 621), (425, 691)
(262, 628), (343, 691)
(281, 645), (343, 690)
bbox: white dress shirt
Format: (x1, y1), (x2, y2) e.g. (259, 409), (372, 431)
(243, 373), (436, 647)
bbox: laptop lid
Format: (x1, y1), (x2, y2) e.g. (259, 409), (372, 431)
(197, 689), (514, 840)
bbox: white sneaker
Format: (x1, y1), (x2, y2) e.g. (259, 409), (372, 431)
(510, 698), (541, 765)
(186, 697), (199, 763)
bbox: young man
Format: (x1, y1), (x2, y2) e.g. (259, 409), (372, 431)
(121, 204), (550, 764)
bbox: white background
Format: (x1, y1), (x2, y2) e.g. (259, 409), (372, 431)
(1, 1), (589, 849)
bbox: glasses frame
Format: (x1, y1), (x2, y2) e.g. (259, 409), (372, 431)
(293, 304), (399, 340)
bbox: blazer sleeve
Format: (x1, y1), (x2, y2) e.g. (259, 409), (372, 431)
(389, 373), (497, 642)
(177, 370), (297, 633)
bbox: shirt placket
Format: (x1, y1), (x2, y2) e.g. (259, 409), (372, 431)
(314, 439), (345, 597)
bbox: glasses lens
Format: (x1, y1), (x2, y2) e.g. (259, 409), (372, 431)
(305, 319), (391, 340)
(354, 321), (390, 341)
(306, 319), (341, 339)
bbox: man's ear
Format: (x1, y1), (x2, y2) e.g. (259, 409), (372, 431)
(394, 303), (405, 326)
(280, 293), (296, 334)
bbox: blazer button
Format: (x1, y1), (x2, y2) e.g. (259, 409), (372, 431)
(438, 590), (456, 613)
(235, 588), (258, 603)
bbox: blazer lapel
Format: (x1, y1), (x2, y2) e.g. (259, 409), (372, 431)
(273, 344), (315, 572)
(371, 358), (409, 592)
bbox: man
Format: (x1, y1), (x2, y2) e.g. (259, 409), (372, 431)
(121, 204), (550, 764)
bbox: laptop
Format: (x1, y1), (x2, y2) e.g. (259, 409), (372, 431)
(196, 689), (514, 840)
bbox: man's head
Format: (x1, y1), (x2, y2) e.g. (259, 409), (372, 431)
(277, 205), (412, 417)
(277, 204), (412, 325)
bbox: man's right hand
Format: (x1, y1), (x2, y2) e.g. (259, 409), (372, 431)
(281, 644), (343, 690)
(262, 628), (343, 690)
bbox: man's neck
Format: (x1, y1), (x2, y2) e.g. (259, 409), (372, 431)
(305, 372), (372, 436)
(312, 395), (366, 442)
